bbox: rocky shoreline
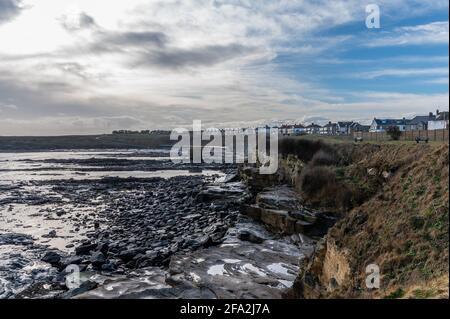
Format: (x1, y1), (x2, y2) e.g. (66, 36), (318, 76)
(1, 150), (334, 299)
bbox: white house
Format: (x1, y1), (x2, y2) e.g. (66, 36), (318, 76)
(319, 122), (338, 135)
(369, 118), (408, 132)
(428, 110), (449, 130)
(306, 123), (321, 134)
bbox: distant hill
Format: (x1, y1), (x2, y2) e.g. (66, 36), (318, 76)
(0, 134), (174, 151)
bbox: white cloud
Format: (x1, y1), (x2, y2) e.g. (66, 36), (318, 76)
(424, 77), (449, 85)
(366, 21), (449, 47)
(357, 67), (449, 79)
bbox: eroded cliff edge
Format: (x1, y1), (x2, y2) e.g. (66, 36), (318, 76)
(250, 140), (449, 299)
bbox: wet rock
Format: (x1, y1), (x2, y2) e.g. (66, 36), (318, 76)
(118, 248), (143, 262)
(75, 243), (97, 255)
(256, 186), (302, 211)
(60, 256), (83, 268)
(61, 280), (98, 299)
(101, 261), (118, 272)
(97, 242), (109, 255)
(237, 229), (265, 244)
(90, 252), (106, 269)
(0, 233), (34, 246)
(41, 251), (63, 266)
(42, 230), (57, 238)
(56, 210), (67, 217)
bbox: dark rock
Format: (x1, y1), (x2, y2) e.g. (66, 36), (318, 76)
(75, 243), (97, 255)
(42, 230), (57, 238)
(90, 252), (106, 269)
(60, 256), (83, 268)
(61, 280), (98, 298)
(101, 261), (118, 272)
(97, 242), (109, 255)
(237, 229), (265, 244)
(118, 248), (142, 262)
(41, 251), (62, 266)
(56, 210), (67, 217)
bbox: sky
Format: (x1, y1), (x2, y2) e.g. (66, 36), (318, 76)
(0, 0), (448, 135)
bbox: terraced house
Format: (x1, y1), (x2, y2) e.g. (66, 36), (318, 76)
(369, 118), (409, 132)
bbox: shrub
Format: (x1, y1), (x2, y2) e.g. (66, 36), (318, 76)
(298, 165), (335, 196)
(311, 150), (338, 166)
(296, 165), (352, 210)
(386, 126), (401, 140)
(384, 288), (405, 299)
(279, 138), (337, 163)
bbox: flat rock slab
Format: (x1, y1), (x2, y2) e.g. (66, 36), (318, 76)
(167, 218), (312, 299)
(256, 186), (302, 211)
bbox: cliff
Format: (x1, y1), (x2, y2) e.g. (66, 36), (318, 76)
(275, 140), (449, 299)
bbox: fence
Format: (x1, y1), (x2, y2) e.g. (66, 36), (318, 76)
(353, 129), (449, 142)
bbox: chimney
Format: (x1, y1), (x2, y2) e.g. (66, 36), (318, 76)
(436, 109), (440, 115)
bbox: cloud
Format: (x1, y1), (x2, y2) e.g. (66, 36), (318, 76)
(100, 31), (168, 48)
(133, 43), (257, 69)
(357, 67), (449, 79)
(0, 0), (22, 25)
(0, 116), (145, 135)
(424, 77), (449, 85)
(59, 11), (97, 31)
(366, 21), (449, 47)
(0, 101), (18, 113)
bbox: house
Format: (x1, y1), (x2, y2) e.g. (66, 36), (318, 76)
(320, 122), (338, 135)
(428, 109), (449, 130)
(349, 122), (370, 133)
(369, 118), (409, 132)
(292, 124), (306, 135)
(280, 124), (291, 136)
(306, 123), (321, 134)
(406, 112), (435, 131)
(337, 121), (354, 135)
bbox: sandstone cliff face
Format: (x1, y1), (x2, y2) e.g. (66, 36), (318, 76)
(287, 143), (449, 299)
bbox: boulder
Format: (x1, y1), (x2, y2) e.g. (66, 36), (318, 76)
(237, 229), (265, 244)
(41, 251), (62, 266)
(90, 252), (106, 269)
(75, 243), (97, 255)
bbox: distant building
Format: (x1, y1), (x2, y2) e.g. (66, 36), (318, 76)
(306, 123), (321, 135)
(292, 124), (306, 135)
(370, 118), (409, 132)
(349, 122), (370, 133)
(428, 109), (449, 130)
(112, 130), (140, 134)
(280, 124), (292, 136)
(406, 112), (436, 131)
(320, 122), (337, 135)
(337, 121), (354, 135)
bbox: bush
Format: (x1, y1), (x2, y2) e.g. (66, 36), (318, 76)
(296, 165), (352, 210)
(279, 138), (337, 162)
(311, 150), (338, 166)
(387, 126), (401, 140)
(298, 165), (335, 196)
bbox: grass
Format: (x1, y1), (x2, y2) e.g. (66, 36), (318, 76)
(412, 289), (437, 299)
(285, 134), (448, 146)
(384, 288), (405, 299)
